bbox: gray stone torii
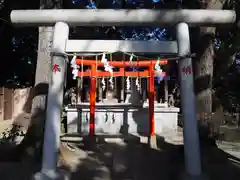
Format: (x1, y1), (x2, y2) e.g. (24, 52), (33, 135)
(10, 9), (236, 180)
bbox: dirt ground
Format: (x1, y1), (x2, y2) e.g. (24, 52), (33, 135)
(0, 118), (240, 180)
(0, 132), (240, 180)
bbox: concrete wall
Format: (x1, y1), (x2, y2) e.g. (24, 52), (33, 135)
(13, 88), (32, 119)
(0, 88), (31, 135)
(66, 103), (179, 136)
(0, 87), (31, 121)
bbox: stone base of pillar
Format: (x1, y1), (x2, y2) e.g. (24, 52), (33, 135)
(180, 172), (209, 180)
(148, 135), (158, 149)
(33, 169), (70, 180)
(82, 135), (98, 146)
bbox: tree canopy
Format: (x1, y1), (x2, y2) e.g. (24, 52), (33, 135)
(1, 0), (240, 111)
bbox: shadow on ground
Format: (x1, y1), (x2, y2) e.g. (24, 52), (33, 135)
(0, 131), (240, 180)
(57, 135), (240, 180)
(61, 136), (180, 180)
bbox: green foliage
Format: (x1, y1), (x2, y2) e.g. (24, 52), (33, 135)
(0, 124), (24, 145)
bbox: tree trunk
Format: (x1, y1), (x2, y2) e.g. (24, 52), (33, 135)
(16, 0), (62, 161)
(194, 27), (215, 114)
(192, 0), (225, 116)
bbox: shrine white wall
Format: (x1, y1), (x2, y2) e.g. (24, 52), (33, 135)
(66, 103), (180, 136)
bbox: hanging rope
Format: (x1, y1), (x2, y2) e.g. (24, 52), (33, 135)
(67, 52), (195, 62)
(109, 53), (114, 89)
(95, 54), (98, 89)
(71, 54), (78, 80)
(155, 58), (164, 84)
(100, 53), (107, 91)
(101, 77), (106, 91)
(126, 53), (133, 91)
(126, 77), (130, 90)
(135, 56), (140, 91)
(100, 52), (114, 90)
(101, 52), (113, 74)
(80, 56), (83, 89)
(70, 52), (169, 84)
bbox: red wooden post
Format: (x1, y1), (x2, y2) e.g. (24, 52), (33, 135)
(89, 64), (96, 136)
(148, 61), (155, 136)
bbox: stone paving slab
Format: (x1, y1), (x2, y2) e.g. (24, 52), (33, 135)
(216, 141), (240, 158)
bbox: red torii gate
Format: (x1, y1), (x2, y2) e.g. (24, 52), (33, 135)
(74, 58), (168, 136)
